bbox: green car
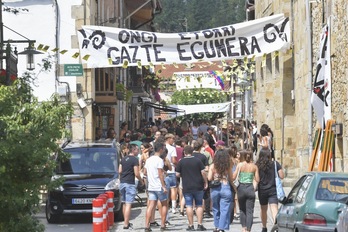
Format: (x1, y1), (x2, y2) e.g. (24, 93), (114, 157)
(272, 172), (348, 232)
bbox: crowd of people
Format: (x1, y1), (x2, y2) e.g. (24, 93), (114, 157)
(103, 118), (284, 232)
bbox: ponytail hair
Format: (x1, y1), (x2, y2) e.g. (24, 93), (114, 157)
(239, 149), (253, 163)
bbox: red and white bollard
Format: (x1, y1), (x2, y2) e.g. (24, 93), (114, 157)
(92, 198), (104, 232)
(106, 191), (115, 227)
(99, 194), (108, 232)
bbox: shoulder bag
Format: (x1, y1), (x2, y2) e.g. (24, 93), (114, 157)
(274, 161), (286, 202)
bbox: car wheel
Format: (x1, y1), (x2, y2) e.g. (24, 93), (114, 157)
(270, 224), (279, 232)
(45, 200), (61, 223)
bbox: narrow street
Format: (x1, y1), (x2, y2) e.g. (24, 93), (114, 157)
(38, 188), (292, 232)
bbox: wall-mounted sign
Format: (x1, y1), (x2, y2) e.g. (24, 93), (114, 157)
(64, 64), (83, 76)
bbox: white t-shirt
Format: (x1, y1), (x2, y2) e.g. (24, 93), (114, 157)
(145, 155), (164, 191)
(166, 143), (177, 173)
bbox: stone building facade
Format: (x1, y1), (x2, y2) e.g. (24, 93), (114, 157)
(66, 1), (160, 141)
(253, 0), (348, 178)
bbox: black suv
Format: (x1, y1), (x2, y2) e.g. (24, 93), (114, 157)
(45, 141), (123, 223)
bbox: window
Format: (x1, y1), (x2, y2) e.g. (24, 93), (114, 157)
(286, 175), (309, 204)
(95, 68), (117, 96)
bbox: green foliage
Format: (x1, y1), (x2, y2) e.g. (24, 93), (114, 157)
(170, 88), (227, 105)
(170, 88), (228, 122)
(154, 0), (246, 32)
(0, 74), (72, 231)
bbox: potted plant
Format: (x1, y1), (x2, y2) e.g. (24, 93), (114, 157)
(116, 83), (126, 100)
(116, 83), (133, 102)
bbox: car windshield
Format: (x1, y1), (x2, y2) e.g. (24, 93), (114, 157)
(316, 177), (348, 202)
(57, 147), (118, 174)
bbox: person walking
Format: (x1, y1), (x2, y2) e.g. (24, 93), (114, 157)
(256, 149), (284, 232)
(192, 139), (211, 219)
(176, 145), (208, 231)
(208, 149), (235, 232)
(227, 147), (240, 222)
(204, 127), (216, 152)
(144, 141), (168, 232)
(164, 133), (178, 214)
(233, 150), (260, 232)
(118, 144), (144, 229)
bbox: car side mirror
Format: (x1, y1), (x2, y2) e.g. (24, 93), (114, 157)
(280, 197), (289, 204)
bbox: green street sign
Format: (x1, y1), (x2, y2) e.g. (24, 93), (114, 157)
(64, 64), (83, 76)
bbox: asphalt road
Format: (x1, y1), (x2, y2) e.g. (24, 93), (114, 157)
(38, 187), (292, 232)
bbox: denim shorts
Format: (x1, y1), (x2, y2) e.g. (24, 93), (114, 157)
(165, 173), (177, 188)
(120, 183), (136, 204)
(148, 189), (168, 202)
(183, 190), (204, 207)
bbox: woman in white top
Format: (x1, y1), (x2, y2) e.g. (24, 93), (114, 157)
(258, 127), (270, 151)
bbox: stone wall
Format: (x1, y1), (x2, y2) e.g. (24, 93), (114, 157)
(254, 0), (348, 175)
(312, 0), (348, 172)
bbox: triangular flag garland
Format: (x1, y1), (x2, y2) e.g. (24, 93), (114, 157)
(30, 42), (264, 97)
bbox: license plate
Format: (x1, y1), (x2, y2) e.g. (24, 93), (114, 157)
(72, 198), (94, 204)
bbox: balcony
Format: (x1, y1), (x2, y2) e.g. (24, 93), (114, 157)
(125, 0), (162, 25)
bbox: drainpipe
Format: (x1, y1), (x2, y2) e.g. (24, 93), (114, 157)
(306, 0), (313, 158)
(54, 0), (72, 139)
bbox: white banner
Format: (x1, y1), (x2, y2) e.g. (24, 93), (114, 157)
(311, 24), (331, 128)
(77, 14), (290, 68)
(169, 102), (231, 117)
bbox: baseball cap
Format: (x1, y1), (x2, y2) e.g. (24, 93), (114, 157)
(215, 140), (225, 146)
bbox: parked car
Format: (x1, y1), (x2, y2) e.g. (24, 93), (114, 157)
(45, 141), (123, 223)
(271, 172), (348, 232)
(336, 195), (348, 232)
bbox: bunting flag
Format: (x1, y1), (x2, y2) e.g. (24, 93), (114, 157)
(209, 70), (225, 90)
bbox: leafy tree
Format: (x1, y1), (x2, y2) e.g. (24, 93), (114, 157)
(154, 0), (246, 32)
(0, 73), (72, 231)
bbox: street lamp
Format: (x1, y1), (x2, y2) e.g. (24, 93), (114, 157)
(17, 42), (42, 71)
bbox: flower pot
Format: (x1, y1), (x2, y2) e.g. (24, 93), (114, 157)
(116, 91), (125, 100)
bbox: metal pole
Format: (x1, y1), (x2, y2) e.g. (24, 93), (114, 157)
(306, 0), (313, 160)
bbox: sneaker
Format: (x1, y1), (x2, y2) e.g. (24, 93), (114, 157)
(160, 226), (167, 231)
(204, 212), (213, 218)
(165, 221), (171, 226)
(172, 208), (177, 214)
(144, 228), (152, 232)
(234, 213), (240, 220)
(261, 228), (267, 232)
(186, 225), (195, 231)
(180, 211), (185, 217)
(123, 223), (133, 229)
(149, 221), (160, 227)
(196, 224), (207, 231)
